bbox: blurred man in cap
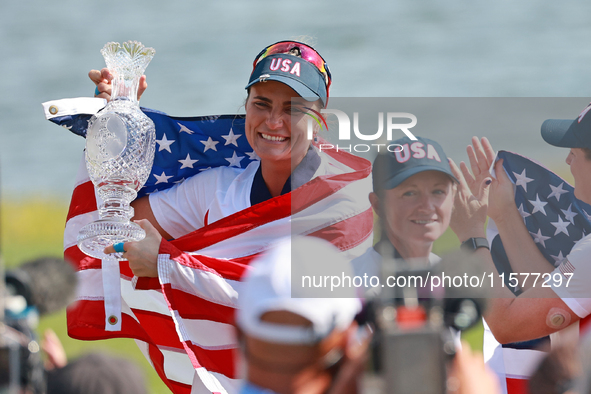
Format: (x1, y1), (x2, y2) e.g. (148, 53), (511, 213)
(235, 236), (370, 394)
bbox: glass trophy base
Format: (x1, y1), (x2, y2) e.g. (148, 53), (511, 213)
(77, 219), (145, 260)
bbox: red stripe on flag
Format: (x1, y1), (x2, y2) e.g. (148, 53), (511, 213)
(290, 171), (370, 214)
(134, 276), (162, 290)
(65, 246), (136, 278)
(315, 141), (373, 173)
(308, 207), (374, 252)
(183, 342), (237, 379)
(507, 377), (529, 394)
(67, 181), (97, 221)
(170, 163), (370, 253)
(183, 254), (251, 282)
(67, 298), (182, 352)
(166, 380), (192, 394)
(171, 196), (291, 253)
(159, 276), (237, 379)
(161, 240), (250, 281)
(580, 314), (591, 336)
(68, 301), (191, 393)
(65, 246), (101, 270)
(165, 287), (236, 325)
(147, 343), (193, 394)
(133, 309), (185, 350)
(67, 300), (149, 342)
(135, 254), (257, 290)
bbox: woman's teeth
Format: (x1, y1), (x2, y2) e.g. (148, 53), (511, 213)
(261, 133), (287, 142)
(412, 220), (435, 224)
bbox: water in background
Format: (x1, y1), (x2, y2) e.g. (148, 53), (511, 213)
(2, 0), (591, 197)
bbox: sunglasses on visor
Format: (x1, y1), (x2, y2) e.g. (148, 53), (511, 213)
(252, 41), (332, 97)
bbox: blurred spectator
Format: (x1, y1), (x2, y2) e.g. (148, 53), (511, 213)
(528, 343), (580, 394)
(43, 329), (147, 394)
(46, 352), (147, 394)
(235, 236), (370, 394)
(447, 343), (501, 394)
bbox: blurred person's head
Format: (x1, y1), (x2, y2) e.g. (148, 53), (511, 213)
(46, 352), (147, 394)
(541, 104), (591, 204)
(528, 344), (580, 394)
(236, 236), (361, 394)
(370, 136), (458, 259)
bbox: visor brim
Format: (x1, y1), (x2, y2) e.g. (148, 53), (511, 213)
(383, 166), (459, 190)
(245, 74), (324, 106)
(541, 119), (580, 148)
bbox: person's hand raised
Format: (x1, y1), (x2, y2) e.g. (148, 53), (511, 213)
(89, 67), (147, 102)
(462, 137), (496, 200)
(488, 158), (519, 225)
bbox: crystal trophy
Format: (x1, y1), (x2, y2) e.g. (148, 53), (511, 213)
(77, 41), (156, 260)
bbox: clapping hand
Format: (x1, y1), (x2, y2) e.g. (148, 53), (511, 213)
(449, 137), (496, 241)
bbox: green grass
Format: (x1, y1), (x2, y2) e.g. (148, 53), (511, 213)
(1, 197), (170, 394)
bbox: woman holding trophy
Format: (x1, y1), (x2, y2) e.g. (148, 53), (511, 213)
(97, 41), (372, 267)
(88, 40), (373, 392)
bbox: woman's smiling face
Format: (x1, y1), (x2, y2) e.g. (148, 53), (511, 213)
(244, 81), (320, 171)
(377, 170), (455, 252)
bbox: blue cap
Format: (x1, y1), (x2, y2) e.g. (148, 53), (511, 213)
(541, 103), (591, 149)
(245, 53), (328, 106)
(372, 136), (458, 193)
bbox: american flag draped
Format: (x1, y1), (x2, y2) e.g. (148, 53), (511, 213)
(43, 98), (374, 394)
(485, 150), (591, 394)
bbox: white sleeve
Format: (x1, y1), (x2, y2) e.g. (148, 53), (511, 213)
(550, 234), (591, 318)
(149, 167), (236, 239)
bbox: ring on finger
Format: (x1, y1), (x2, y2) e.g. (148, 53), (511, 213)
(113, 243), (126, 253)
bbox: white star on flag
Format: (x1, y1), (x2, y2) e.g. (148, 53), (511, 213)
(514, 169), (534, 192)
(561, 204), (578, 224)
(529, 229), (551, 248)
(529, 194), (548, 216)
(246, 151), (260, 161)
(154, 171), (174, 184)
(550, 251), (566, 265)
(156, 134), (175, 153)
(548, 182), (569, 202)
(575, 229), (588, 244)
(178, 123), (194, 134)
(225, 151), (245, 167)
(178, 153), (198, 169)
(517, 203), (531, 221)
(201, 137), (219, 152)
(550, 216), (570, 236)
(221, 129), (242, 147)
